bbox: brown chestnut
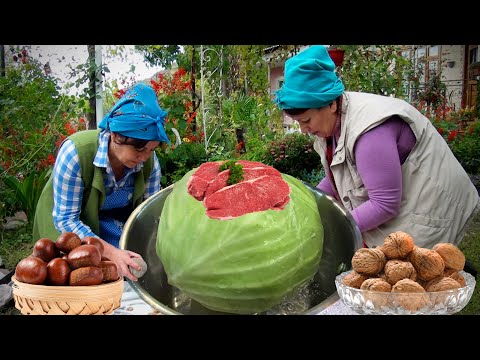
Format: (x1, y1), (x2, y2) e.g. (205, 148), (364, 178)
(69, 266), (103, 286)
(33, 238), (58, 263)
(15, 256), (48, 285)
(66, 244), (101, 269)
(81, 236), (104, 256)
(46, 258), (71, 286)
(98, 260), (119, 282)
(55, 232), (82, 254)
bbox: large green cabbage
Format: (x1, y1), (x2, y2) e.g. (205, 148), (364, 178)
(156, 168), (323, 314)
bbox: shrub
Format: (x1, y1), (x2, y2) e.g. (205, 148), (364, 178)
(262, 132), (323, 181)
(0, 49), (85, 219)
(449, 134), (480, 174)
(157, 141), (207, 187)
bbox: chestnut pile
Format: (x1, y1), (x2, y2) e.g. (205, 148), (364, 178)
(15, 232), (119, 286)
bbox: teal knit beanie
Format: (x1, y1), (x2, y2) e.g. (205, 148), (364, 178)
(275, 45), (345, 110)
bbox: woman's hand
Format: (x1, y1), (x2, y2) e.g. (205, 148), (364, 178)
(100, 240), (144, 281)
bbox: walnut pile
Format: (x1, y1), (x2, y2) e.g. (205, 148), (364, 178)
(342, 231), (468, 312)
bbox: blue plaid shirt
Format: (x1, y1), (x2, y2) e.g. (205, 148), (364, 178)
(52, 130), (162, 247)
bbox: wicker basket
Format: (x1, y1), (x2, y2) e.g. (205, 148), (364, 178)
(12, 275), (124, 315)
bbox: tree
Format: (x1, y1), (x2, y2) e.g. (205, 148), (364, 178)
(134, 45), (184, 69)
(338, 45), (416, 99)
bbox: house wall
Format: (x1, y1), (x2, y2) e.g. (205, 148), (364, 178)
(269, 66), (284, 95)
(441, 45), (465, 111)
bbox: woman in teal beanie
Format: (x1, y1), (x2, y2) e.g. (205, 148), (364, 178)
(34, 83), (169, 281)
(275, 45), (480, 251)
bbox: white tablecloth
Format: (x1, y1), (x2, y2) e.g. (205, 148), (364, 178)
(111, 280), (358, 315)
(112, 280), (162, 315)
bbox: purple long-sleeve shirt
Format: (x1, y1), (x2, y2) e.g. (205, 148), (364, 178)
(317, 116), (416, 232)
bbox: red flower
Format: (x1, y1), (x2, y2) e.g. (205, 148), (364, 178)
(447, 130), (458, 142)
(47, 154), (56, 165)
(65, 122), (76, 135)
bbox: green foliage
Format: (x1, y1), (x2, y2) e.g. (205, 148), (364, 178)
(222, 92), (257, 130)
(0, 56), (81, 173)
(298, 168), (326, 187)
(241, 136), (269, 163)
(206, 143), (236, 161)
(135, 45), (184, 70)
(0, 51), (87, 218)
(157, 142), (207, 187)
(0, 181), (17, 219)
(262, 132), (323, 181)
(339, 45), (415, 99)
(427, 104), (480, 174)
(1, 167), (52, 222)
(450, 134), (480, 174)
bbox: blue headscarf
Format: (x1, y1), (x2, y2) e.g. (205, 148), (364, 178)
(99, 83), (170, 144)
(274, 45), (345, 110)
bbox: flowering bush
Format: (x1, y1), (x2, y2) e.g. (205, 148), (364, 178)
(414, 101), (480, 174)
(150, 67), (199, 145)
(418, 73), (447, 108)
(0, 49), (86, 219)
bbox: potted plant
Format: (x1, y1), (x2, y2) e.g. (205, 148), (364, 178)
(327, 46), (345, 67)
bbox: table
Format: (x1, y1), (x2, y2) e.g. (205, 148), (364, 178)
(112, 281), (358, 315)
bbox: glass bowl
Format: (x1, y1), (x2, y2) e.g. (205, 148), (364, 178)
(335, 270), (476, 315)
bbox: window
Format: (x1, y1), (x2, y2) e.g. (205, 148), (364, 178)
(469, 46), (477, 64)
(401, 45), (442, 102)
(415, 45), (441, 86)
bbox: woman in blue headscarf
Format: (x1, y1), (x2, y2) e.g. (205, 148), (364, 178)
(275, 45), (480, 251)
(33, 83), (169, 281)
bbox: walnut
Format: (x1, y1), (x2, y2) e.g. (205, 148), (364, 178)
(425, 276), (462, 292)
(381, 231), (415, 259)
(432, 243), (465, 271)
(351, 248), (386, 276)
(425, 276), (463, 306)
(342, 271), (370, 289)
(360, 278), (392, 308)
(360, 278), (392, 292)
(407, 246), (445, 281)
(443, 269), (466, 287)
(384, 259), (417, 285)
(392, 278), (430, 312)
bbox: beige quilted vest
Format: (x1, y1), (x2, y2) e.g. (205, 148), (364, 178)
(313, 92), (480, 248)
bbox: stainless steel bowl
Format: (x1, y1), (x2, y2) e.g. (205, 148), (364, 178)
(119, 182), (362, 315)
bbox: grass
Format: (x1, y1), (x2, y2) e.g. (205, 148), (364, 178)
(456, 211), (480, 315)
(0, 222), (34, 270)
(1, 216), (479, 315)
